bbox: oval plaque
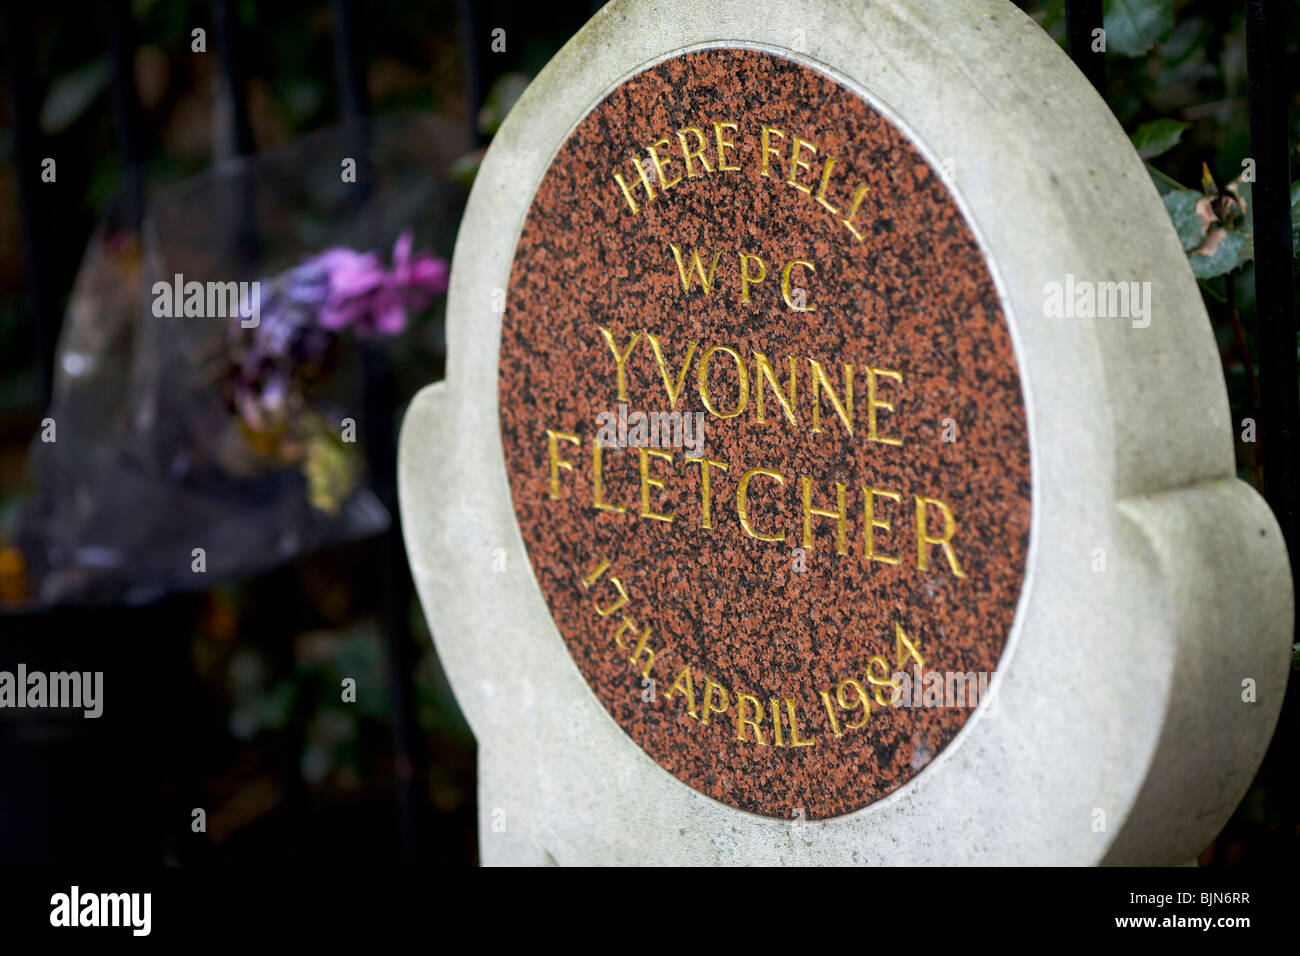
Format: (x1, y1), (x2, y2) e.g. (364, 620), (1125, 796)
(498, 47), (1031, 819)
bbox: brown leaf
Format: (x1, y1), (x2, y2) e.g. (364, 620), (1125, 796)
(1194, 224), (1228, 257)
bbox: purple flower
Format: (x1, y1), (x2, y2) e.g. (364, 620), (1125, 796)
(284, 262), (332, 306)
(390, 230), (450, 300)
(225, 231), (448, 432)
(257, 302), (307, 358)
(303, 231), (450, 338)
(315, 248), (388, 331)
(368, 230), (449, 337)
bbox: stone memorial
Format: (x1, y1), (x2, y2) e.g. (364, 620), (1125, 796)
(398, 0), (1292, 864)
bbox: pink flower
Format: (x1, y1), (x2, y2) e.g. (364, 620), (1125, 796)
(315, 248), (388, 331)
(311, 231), (449, 338)
(227, 232), (449, 434)
(366, 230), (450, 337)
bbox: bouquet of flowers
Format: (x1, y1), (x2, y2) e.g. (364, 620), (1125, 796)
(220, 231), (447, 512)
(16, 112), (465, 607)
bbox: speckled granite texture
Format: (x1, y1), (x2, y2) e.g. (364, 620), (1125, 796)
(498, 48), (1031, 818)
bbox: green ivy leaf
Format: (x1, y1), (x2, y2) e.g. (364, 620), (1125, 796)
(1189, 230), (1253, 279)
(1227, 179), (1252, 231)
(1103, 0), (1174, 57)
(1146, 161), (1185, 197)
(478, 72), (531, 138)
(1040, 0), (1066, 32)
(1130, 119), (1190, 159)
(1163, 188), (1209, 251)
(1184, 176), (1255, 279)
(39, 58), (109, 135)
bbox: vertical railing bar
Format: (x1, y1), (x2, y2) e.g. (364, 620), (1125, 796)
(0, 5), (57, 411)
(330, 0), (372, 204)
(1065, 0), (1106, 95)
(331, 0), (369, 125)
(457, 0), (485, 148)
(209, 0), (259, 269)
(104, 0), (145, 232)
(1245, 0), (1299, 612)
(211, 0), (254, 158)
(331, 0), (423, 866)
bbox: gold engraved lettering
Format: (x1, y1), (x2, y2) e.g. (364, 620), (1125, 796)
(700, 677), (730, 725)
(862, 485), (902, 565)
(808, 358), (853, 436)
(866, 366), (903, 446)
(818, 689), (844, 739)
(685, 457), (728, 530)
(866, 655), (894, 706)
(737, 467), (786, 542)
(612, 616), (639, 650)
(545, 429), (579, 500)
(841, 183), (870, 241)
(735, 693), (767, 745)
(915, 495), (968, 578)
(713, 121), (741, 171)
(646, 137), (682, 190)
(597, 327), (640, 401)
(895, 622), (926, 670)
(787, 135), (817, 193)
(760, 126), (785, 178)
(784, 697), (815, 747)
(664, 664), (698, 718)
(669, 244), (722, 296)
(800, 476), (848, 556)
(697, 344), (750, 419)
(579, 554), (629, 621)
(645, 332), (698, 409)
(593, 574), (629, 618)
(753, 350), (798, 426)
(780, 259), (816, 312)
(814, 156), (842, 214)
(638, 447), (675, 522)
(836, 679), (871, 728)
(627, 626), (656, 678)
(677, 127), (714, 178)
(769, 697), (784, 747)
(592, 441), (625, 513)
(613, 154), (657, 214)
(739, 253), (766, 303)
(580, 557), (610, 591)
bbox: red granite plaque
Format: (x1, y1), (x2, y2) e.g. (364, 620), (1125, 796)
(498, 47), (1031, 819)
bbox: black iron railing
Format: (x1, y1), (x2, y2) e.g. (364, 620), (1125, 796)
(1244, 0), (1299, 571)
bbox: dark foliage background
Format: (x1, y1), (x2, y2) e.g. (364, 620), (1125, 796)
(0, 0), (1295, 866)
